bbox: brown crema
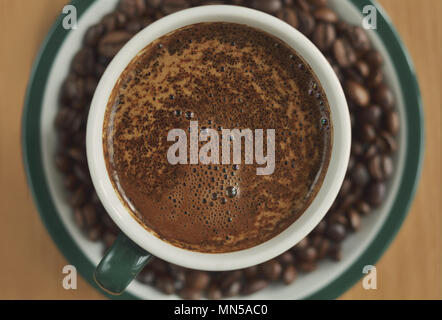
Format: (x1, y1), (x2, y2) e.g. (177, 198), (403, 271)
(103, 22), (332, 253)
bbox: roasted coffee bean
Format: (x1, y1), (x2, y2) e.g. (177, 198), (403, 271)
(351, 141), (364, 157)
(297, 246), (317, 262)
(54, 153), (72, 172)
(125, 19), (143, 34)
(353, 60), (370, 79)
(377, 131), (397, 154)
(87, 226), (102, 241)
(180, 286), (202, 299)
(313, 7), (337, 23)
(74, 208), (85, 229)
(312, 23), (336, 50)
(366, 181), (386, 207)
(360, 123), (376, 142)
(84, 24), (105, 47)
(206, 284), (223, 300)
(326, 222), (347, 242)
(72, 48), (95, 76)
(365, 49), (383, 68)
(357, 104), (382, 126)
(63, 75), (85, 101)
(162, 0), (191, 15)
(351, 163), (370, 187)
(119, 0), (146, 17)
(82, 203), (98, 227)
(63, 174), (78, 191)
(333, 38), (356, 67)
(346, 209), (361, 231)
(309, 0), (328, 7)
(294, 0), (311, 12)
(70, 187), (87, 208)
(347, 26), (370, 51)
(316, 238), (330, 259)
(223, 280), (242, 297)
(98, 31), (132, 58)
(355, 200), (371, 216)
(67, 147), (86, 163)
(368, 155), (383, 180)
(297, 261), (317, 272)
(338, 177), (351, 196)
(277, 251), (295, 265)
(282, 265), (297, 284)
(277, 8), (299, 28)
(137, 267), (155, 285)
(367, 68), (383, 88)
(311, 220), (327, 235)
(146, 0), (162, 8)
(243, 265), (259, 279)
(260, 260), (282, 280)
(293, 237), (309, 251)
(101, 13), (118, 32)
(345, 80), (370, 107)
(373, 84), (394, 110)
(327, 242), (342, 261)
(297, 12), (315, 36)
(385, 110), (399, 136)
(251, 0), (282, 13)
(156, 275), (176, 295)
(363, 143), (378, 160)
(219, 270), (242, 290)
(185, 271), (210, 290)
(241, 279), (269, 295)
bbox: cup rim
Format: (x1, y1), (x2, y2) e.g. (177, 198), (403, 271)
(86, 5), (351, 271)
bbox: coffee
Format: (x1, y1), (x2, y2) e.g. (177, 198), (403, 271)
(103, 22), (332, 253)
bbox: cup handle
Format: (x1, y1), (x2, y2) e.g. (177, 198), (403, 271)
(94, 233), (153, 295)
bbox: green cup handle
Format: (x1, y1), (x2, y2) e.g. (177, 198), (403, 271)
(94, 233), (153, 295)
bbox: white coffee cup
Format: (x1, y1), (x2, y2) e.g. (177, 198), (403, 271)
(87, 5), (351, 295)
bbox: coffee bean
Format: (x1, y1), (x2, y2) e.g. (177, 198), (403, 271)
(327, 242), (342, 261)
(309, 0), (328, 7)
(87, 226), (102, 241)
(297, 12), (315, 36)
(298, 261), (317, 272)
(294, 0), (311, 12)
(313, 7), (337, 23)
(206, 284), (223, 299)
(351, 163), (370, 187)
(63, 75), (85, 101)
(243, 265), (259, 279)
(74, 208), (85, 229)
(260, 260), (282, 280)
(333, 38), (356, 67)
(345, 80), (370, 107)
(355, 200), (371, 215)
(360, 124), (376, 142)
(351, 141), (364, 157)
(241, 279), (269, 295)
(162, 0), (191, 15)
(377, 131), (397, 154)
(338, 178), (351, 196)
(180, 286), (202, 299)
(70, 187), (87, 208)
(277, 8), (299, 29)
(347, 26), (370, 51)
(119, 0), (146, 17)
(125, 19), (143, 34)
(346, 209), (361, 231)
(368, 155), (383, 180)
(357, 104), (382, 126)
(82, 204), (98, 227)
(54, 153), (72, 173)
(315, 238), (330, 259)
(186, 271), (210, 290)
(326, 222), (346, 242)
(382, 155), (394, 179)
(365, 49), (383, 68)
(366, 181), (386, 207)
(219, 270), (242, 290)
(98, 31), (132, 58)
(146, 0), (162, 8)
(101, 13), (118, 32)
(277, 251), (295, 265)
(84, 24), (105, 47)
(354, 60), (370, 79)
(297, 246), (317, 262)
(385, 110), (399, 135)
(63, 174), (78, 190)
(282, 265), (297, 284)
(367, 68), (383, 88)
(137, 267), (155, 285)
(155, 275), (175, 294)
(223, 280), (242, 297)
(72, 48), (96, 76)
(312, 23), (336, 50)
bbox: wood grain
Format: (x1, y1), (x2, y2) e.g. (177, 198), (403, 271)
(0, 0), (440, 299)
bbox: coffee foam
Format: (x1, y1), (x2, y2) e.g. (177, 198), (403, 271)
(103, 23), (332, 253)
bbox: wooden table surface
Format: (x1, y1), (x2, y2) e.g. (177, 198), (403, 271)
(0, 0), (440, 300)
